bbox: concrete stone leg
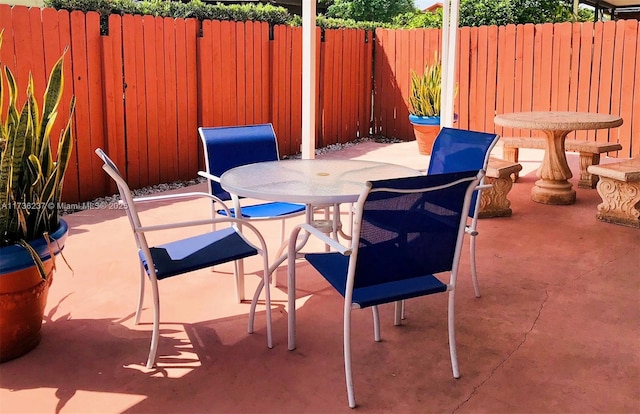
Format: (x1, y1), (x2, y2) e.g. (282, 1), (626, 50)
(502, 147), (519, 182)
(579, 152), (600, 189)
(594, 177), (640, 228)
(479, 176), (514, 218)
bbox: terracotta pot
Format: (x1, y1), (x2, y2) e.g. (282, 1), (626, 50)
(0, 219), (68, 362)
(412, 124), (440, 155)
(0, 261), (54, 362)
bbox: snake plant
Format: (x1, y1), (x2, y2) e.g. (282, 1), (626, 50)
(409, 53), (442, 118)
(0, 31), (76, 276)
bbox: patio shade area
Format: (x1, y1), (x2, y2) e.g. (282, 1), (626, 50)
(0, 141), (638, 413)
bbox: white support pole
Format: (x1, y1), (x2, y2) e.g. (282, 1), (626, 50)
(441, 0), (460, 128)
(440, 0), (451, 128)
(301, 0), (317, 159)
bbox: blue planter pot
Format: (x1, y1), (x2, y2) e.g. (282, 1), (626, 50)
(0, 219), (69, 274)
(409, 115), (441, 126)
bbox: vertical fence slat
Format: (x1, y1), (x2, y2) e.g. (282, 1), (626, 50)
(121, 14), (140, 187)
(291, 26), (302, 152)
(458, 27), (471, 130)
(83, 11), (106, 199)
(210, 20), (223, 127)
(567, 22), (581, 114)
(163, 17), (179, 181)
(175, 17), (190, 180)
(575, 22), (593, 141)
(485, 25), (498, 133)
(27, 8), (46, 102)
(629, 24), (640, 157)
(102, 14), (125, 195)
(552, 22), (572, 114)
(185, 19), (198, 175)
(69, 11), (97, 196)
(617, 19), (638, 157)
(142, 16), (159, 185)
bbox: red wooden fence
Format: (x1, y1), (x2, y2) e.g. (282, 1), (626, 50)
(373, 20), (639, 157)
(1, 5), (638, 203)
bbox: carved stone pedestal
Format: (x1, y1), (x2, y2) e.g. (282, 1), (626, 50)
(479, 157), (523, 218)
(588, 157), (640, 229)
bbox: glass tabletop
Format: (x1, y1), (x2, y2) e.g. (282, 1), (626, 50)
(220, 159), (422, 204)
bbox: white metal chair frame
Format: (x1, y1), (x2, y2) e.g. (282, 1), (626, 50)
(286, 171), (483, 408)
(97, 149), (273, 369)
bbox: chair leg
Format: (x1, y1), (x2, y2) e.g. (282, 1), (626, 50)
(447, 290), (460, 379)
(393, 301), (403, 326)
(344, 305), (356, 408)
(146, 278), (161, 369)
(248, 277), (273, 349)
(372, 306), (381, 342)
(135, 263), (146, 325)
(470, 233), (481, 298)
(234, 260), (246, 303)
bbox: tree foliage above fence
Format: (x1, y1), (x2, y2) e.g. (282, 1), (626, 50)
(44, 0), (292, 26)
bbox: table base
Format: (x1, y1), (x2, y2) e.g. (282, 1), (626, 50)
(531, 179), (576, 205)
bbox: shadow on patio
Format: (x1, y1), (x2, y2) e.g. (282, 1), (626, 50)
(1, 141), (638, 413)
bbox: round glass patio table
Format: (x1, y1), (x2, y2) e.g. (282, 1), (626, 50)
(220, 159), (421, 205)
(494, 111), (623, 205)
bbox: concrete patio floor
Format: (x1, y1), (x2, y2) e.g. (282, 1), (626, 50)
(1, 141), (638, 413)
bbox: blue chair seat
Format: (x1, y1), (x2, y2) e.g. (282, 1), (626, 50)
(305, 252), (447, 308)
(217, 201), (305, 219)
(140, 227), (258, 280)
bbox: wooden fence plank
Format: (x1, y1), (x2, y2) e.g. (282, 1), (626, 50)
(630, 23), (640, 157)
(142, 16), (160, 185)
(101, 14), (125, 195)
(133, 15), (149, 187)
(291, 26), (302, 152)
(185, 19), (198, 175)
(163, 17), (179, 181)
(458, 27), (471, 130)
(83, 11), (106, 199)
(552, 22), (572, 113)
(519, 24), (535, 137)
(197, 20), (214, 128)
(121, 14), (140, 187)
(27, 8), (46, 102)
(236, 22), (247, 126)
(575, 22), (593, 140)
(69, 11), (96, 195)
(175, 17), (191, 180)
(327, 28), (338, 145)
(595, 21), (617, 143)
(567, 22), (581, 113)
(485, 25), (498, 133)
(210, 20), (223, 127)
(617, 19), (638, 156)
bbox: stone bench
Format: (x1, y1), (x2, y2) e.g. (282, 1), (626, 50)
(587, 156), (640, 228)
(501, 137), (622, 188)
(478, 157), (523, 218)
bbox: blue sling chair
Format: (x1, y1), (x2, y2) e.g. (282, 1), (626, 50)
(286, 169), (484, 408)
(198, 124), (306, 302)
(427, 127), (500, 297)
(96, 149), (272, 369)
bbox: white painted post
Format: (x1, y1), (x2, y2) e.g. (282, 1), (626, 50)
(301, 0), (317, 159)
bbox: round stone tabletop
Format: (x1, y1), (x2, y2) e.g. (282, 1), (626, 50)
(494, 112), (623, 131)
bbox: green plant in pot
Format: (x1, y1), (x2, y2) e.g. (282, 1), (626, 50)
(0, 31), (75, 362)
(408, 53), (444, 155)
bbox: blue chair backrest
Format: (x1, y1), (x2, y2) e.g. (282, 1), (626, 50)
(426, 127), (499, 217)
(199, 124), (280, 200)
(353, 171), (480, 289)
